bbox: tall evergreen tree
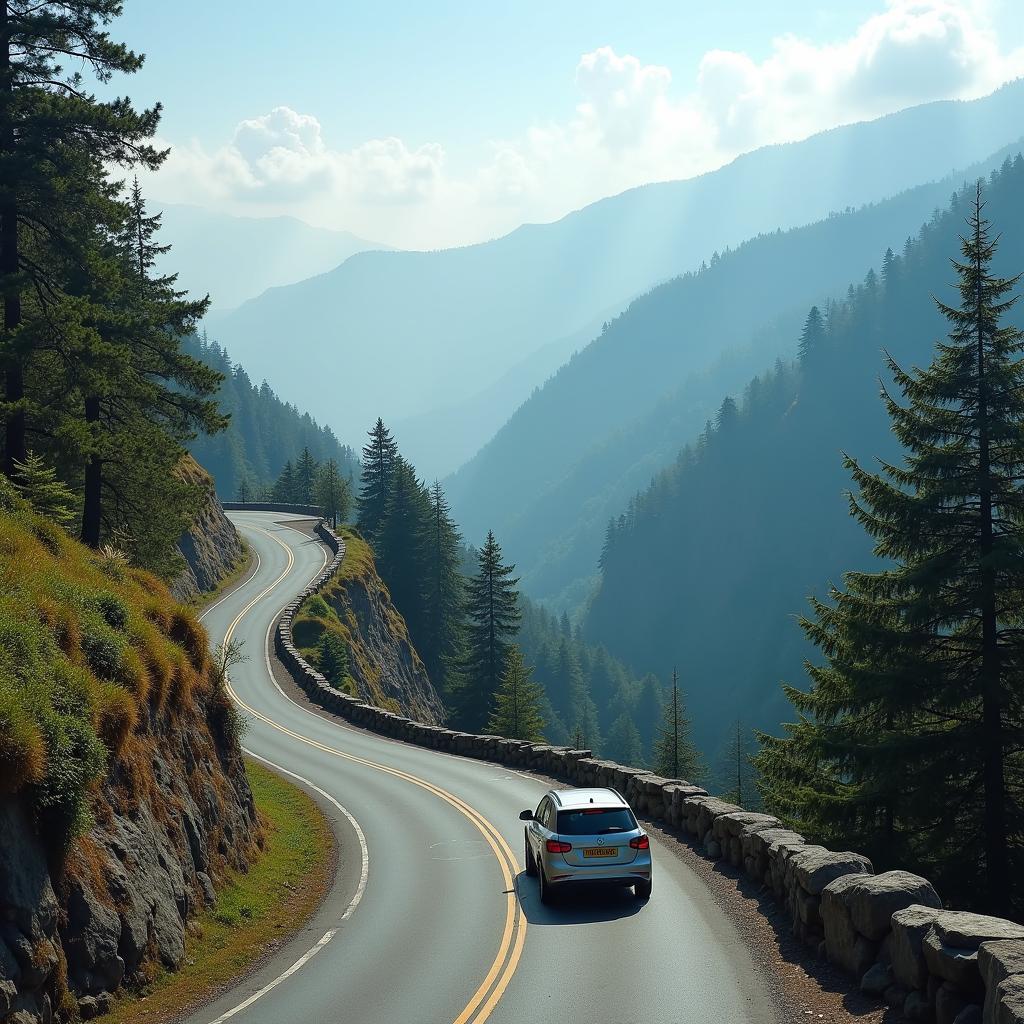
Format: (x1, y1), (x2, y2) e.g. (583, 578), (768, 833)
(606, 711), (644, 767)
(375, 456), (430, 638)
(797, 305), (825, 364)
(316, 457), (350, 527)
(1, 1), (164, 475)
(487, 646), (545, 742)
(421, 481), (465, 694)
(74, 180), (222, 551)
(272, 459), (296, 502)
(356, 418), (397, 544)
(295, 446), (318, 505)
(757, 187), (1024, 914)
(716, 720), (760, 809)
(652, 669), (701, 780)
(558, 636), (601, 754)
(458, 530), (520, 730)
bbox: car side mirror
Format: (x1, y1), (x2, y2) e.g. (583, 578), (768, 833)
(519, 810), (533, 821)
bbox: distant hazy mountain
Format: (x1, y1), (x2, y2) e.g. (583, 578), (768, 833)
(446, 142), (1024, 609)
(157, 204), (390, 310)
(208, 81), (1024, 478)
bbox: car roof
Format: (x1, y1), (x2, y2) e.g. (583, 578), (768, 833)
(550, 787), (627, 809)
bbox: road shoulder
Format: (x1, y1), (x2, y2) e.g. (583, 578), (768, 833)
(102, 759), (337, 1024)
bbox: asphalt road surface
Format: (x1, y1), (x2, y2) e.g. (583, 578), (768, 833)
(192, 511), (779, 1024)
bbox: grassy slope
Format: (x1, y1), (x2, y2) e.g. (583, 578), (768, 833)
(103, 759), (334, 1024)
(0, 476), (223, 843)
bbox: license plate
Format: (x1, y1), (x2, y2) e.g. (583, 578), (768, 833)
(583, 847), (618, 858)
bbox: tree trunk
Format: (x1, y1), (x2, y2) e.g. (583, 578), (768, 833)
(81, 396), (102, 548)
(0, 9), (25, 476)
(974, 198), (1009, 911)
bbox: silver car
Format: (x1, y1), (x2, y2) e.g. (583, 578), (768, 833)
(519, 787), (653, 903)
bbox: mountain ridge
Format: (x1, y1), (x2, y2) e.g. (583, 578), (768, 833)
(209, 80), (1024, 479)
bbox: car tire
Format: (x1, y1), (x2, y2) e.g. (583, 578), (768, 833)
(524, 835), (537, 877)
(634, 878), (652, 900)
(539, 865), (554, 905)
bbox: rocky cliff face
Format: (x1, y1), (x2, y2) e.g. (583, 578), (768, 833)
(0, 480), (260, 1024)
(1, 722), (257, 1023)
(173, 457), (245, 601)
(291, 530), (445, 725)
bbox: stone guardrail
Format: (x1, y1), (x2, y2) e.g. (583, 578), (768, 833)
(222, 501), (326, 517)
(276, 522), (1024, 1024)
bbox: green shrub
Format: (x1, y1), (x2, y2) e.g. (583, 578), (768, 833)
(316, 632), (349, 689)
(33, 709), (107, 846)
(89, 591), (130, 631)
(305, 594), (331, 618)
(80, 612), (124, 681)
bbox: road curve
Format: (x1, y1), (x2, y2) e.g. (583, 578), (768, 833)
(193, 512), (779, 1024)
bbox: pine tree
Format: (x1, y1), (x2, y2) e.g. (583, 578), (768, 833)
(606, 712), (644, 768)
(295, 446), (318, 505)
(317, 632), (349, 690)
(756, 186), (1024, 914)
(652, 668), (701, 780)
(1, 1), (164, 476)
(12, 452), (75, 526)
(421, 481), (465, 693)
(487, 646), (545, 742)
(356, 418), (398, 545)
(559, 636), (601, 754)
(316, 458), (350, 527)
(375, 456), (430, 638)
(717, 720), (760, 809)
(458, 531), (520, 730)
(272, 460), (297, 503)
(797, 305), (825, 364)
(236, 477), (254, 502)
(74, 180), (223, 553)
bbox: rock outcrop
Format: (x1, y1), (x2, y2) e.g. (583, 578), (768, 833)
(288, 526), (444, 724)
(174, 457), (245, 601)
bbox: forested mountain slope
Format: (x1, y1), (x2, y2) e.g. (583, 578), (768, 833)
(185, 334), (359, 500)
(158, 203), (389, 310)
(211, 82), (1024, 479)
(448, 142), (1024, 606)
(584, 154), (1024, 755)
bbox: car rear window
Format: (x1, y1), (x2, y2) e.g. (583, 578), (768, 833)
(557, 807), (636, 835)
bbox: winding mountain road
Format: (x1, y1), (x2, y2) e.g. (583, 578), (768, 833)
(194, 511), (779, 1024)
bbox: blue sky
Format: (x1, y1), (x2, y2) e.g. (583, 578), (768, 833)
(110, 1), (1024, 248)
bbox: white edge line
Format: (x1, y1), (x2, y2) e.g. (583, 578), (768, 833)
(204, 750), (370, 1024)
(197, 550), (262, 624)
(194, 520), (369, 1024)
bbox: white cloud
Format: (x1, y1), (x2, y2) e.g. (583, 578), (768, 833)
(146, 1), (1024, 249)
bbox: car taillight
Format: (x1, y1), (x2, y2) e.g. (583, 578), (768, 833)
(629, 835), (650, 850)
(546, 839), (572, 854)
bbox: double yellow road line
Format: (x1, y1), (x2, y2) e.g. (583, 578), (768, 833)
(218, 521), (526, 1024)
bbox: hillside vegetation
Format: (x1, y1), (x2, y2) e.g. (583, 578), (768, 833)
(0, 476), (224, 842)
(586, 155), (1024, 757)
(185, 334), (359, 501)
(448, 141), (1024, 607)
(292, 528), (445, 724)
(0, 476), (260, 1017)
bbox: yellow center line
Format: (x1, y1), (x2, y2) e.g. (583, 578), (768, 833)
(218, 521), (527, 1024)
